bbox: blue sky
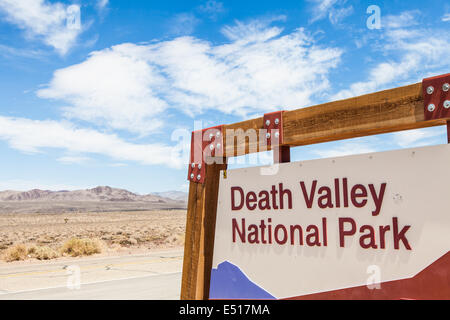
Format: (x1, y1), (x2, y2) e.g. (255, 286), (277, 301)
(0, 0), (449, 194)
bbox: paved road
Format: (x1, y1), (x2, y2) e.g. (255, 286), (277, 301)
(0, 249), (183, 300)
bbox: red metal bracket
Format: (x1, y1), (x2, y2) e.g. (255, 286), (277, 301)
(423, 73), (450, 120)
(188, 125), (224, 184)
(263, 111), (285, 146)
(264, 111), (290, 163)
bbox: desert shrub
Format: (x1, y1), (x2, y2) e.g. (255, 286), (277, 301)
(167, 233), (185, 246)
(27, 245), (37, 255)
(116, 237), (138, 246)
(3, 244), (27, 262)
(60, 238), (102, 257)
(29, 246), (59, 260)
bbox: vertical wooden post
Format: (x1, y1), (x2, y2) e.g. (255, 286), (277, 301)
(180, 159), (227, 300)
(274, 145), (291, 164)
(447, 120), (450, 144)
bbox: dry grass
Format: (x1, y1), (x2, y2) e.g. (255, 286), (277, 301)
(2, 240), (101, 262)
(3, 244), (27, 262)
(28, 245), (59, 260)
(60, 238), (102, 257)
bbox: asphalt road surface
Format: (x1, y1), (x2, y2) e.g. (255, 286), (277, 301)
(0, 249), (183, 300)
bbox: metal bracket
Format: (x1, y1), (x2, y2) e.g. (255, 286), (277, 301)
(264, 111), (290, 163)
(188, 125), (224, 184)
(423, 73), (450, 120)
(263, 111), (285, 147)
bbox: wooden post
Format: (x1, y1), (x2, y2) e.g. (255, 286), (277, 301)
(274, 146), (291, 164)
(447, 120), (450, 144)
(181, 159), (227, 300)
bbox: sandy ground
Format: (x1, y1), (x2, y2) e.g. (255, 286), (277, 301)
(0, 201), (186, 214)
(0, 210), (187, 264)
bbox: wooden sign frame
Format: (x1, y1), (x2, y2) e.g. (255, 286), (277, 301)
(180, 73), (450, 300)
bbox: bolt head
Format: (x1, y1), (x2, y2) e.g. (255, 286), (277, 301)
(428, 104), (436, 112)
(266, 133), (271, 139)
(216, 143), (221, 149)
(209, 133), (213, 140)
(265, 120), (271, 127)
(443, 83), (450, 92)
(198, 163), (202, 169)
(274, 118), (280, 125)
(190, 173), (195, 179)
(197, 174), (201, 181)
(444, 100), (450, 109)
(274, 132), (280, 139)
(216, 131), (221, 138)
(427, 86), (434, 95)
(209, 144), (214, 150)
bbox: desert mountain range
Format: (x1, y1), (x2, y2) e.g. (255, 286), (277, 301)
(0, 186), (187, 203)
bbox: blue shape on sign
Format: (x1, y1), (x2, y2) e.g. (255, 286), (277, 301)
(209, 261), (276, 300)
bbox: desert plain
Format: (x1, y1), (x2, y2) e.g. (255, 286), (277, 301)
(0, 209), (187, 263)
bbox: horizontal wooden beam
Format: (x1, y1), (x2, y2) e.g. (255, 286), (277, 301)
(223, 82), (446, 157)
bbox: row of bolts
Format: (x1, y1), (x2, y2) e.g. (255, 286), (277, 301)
(190, 132), (223, 181)
(189, 118), (281, 181)
(427, 83), (450, 112)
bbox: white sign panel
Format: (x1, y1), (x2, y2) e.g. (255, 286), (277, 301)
(209, 144), (450, 300)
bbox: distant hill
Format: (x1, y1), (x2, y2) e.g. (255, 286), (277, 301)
(152, 191), (188, 202)
(0, 186), (185, 203)
(0, 186), (188, 213)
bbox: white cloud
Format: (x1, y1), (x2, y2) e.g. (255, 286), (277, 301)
(391, 127), (445, 148)
(97, 0), (109, 11)
(0, 0), (83, 55)
(199, 0), (224, 14)
(0, 116), (183, 168)
(442, 13), (450, 22)
(168, 13), (200, 36)
(309, 127), (446, 160)
(383, 10), (420, 29)
(57, 155), (90, 164)
(332, 13), (450, 100)
(309, 0), (338, 22)
(221, 15), (286, 42)
(198, 0), (225, 20)
(108, 163), (128, 167)
(309, 0), (353, 24)
(38, 20), (342, 135)
(312, 141), (376, 158)
(38, 45), (168, 135)
(328, 5), (354, 25)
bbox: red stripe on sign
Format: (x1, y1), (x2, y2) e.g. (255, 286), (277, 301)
(285, 251), (450, 300)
